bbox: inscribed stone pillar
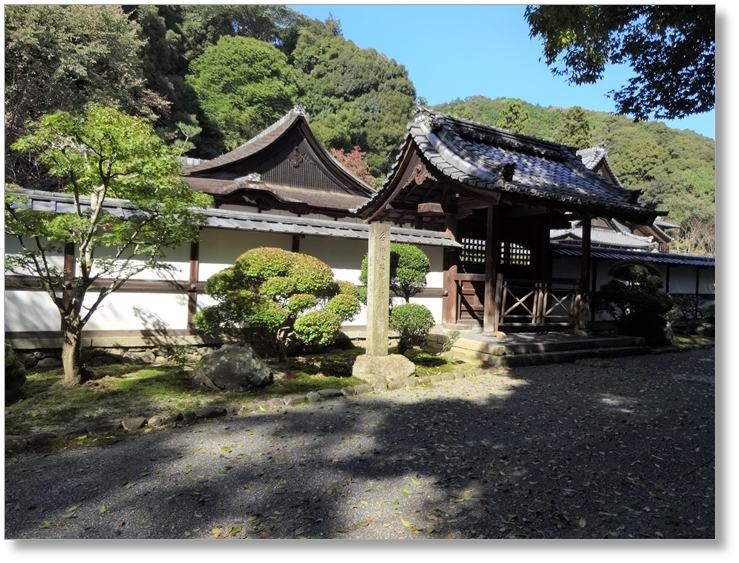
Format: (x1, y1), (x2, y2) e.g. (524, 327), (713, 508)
(365, 222), (391, 356)
(353, 221), (415, 383)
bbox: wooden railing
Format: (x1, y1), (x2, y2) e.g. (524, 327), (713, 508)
(496, 276), (580, 328)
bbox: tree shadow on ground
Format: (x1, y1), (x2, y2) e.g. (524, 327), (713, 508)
(5, 351), (715, 539)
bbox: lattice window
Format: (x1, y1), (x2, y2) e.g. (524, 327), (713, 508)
(461, 238), (486, 264)
(500, 241), (531, 266)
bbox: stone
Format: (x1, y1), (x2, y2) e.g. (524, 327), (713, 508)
(441, 373), (455, 381)
(192, 343), (273, 391)
(226, 404), (242, 416)
(354, 384), (373, 395)
(351, 354), (416, 384)
(152, 355), (167, 365)
(196, 406), (227, 419)
(365, 223), (392, 357)
(87, 421), (122, 434)
(87, 355), (120, 367)
(267, 398), (284, 409)
(372, 382), (387, 392)
(121, 417), (147, 431)
(428, 375), (441, 383)
(239, 403), (258, 414)
(125, 350), (156, 364)
(341, 387), (357, 396)
(306, 391), (322, 403)
(180, 411), (198, 424)
(26, 432), (56, 447)
(5, 435), (27, 453)
(16, 353), (38, 368)
(387, 378), (417, 390)
(148, 413), (176, 427)
(283, 394), (307, 406)
(36, 357), (62, 368)
(317, 389), (343, 399)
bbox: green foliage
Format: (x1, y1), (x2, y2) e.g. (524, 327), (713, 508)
(593, 260), (674, 344)
(292, 23), (416, 176)
(186, 36), (299, 150)
(6, 106), (212, 385)
(359, 243), (431, 303)
(195, 248), (359, 359)
(4, 4), (168, 190)
(555, 106), (593, 149)
(496, 100), (529, 133)
(293, 310), (342, 346)
(524, 5), (714, 120)
(390, 303), (436, 354)
(324, 294), (362, 322)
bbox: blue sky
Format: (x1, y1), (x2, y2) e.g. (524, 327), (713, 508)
(288, 3), (716, 140)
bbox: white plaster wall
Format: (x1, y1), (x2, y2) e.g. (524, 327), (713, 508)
(667, 266), (702, 294)
(4, 235), (65, 275)
(4, 291), (62, 331)
(407, 297), (443, 325)
(81, 292), (189, 331)
(198, 228), (293, 280)
(301, 236), (366, 284)
(90, 243), (190, 281)
(420, 245), (444, 288)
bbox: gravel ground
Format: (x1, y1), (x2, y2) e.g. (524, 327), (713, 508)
(5, 348), (715, 540)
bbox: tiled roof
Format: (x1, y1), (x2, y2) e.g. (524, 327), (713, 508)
(6, 188), (459, 248)
(575, 144), (624, 188)
(551, 243), (715, 267)
(550, 226), (657, 250)
(358, 109), (656, 221)
(184, 106), (311, 174)
(184, 177), (368, 212)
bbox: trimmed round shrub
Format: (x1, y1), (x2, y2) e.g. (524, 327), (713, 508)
(293, 310), (342, 346)
(360, 243), (430, 302)
(325, 293), (362, 322)
(390, 303), (435, 353)
(593, 259), (674, 345)
(197, 247), (359, 360)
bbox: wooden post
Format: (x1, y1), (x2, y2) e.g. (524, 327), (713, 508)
(365, 222), (391, 357)
(187, 241), (200, 330)
(443, 216), (459, 326)
(578, 217), (592, 331)
(482, 203), (498, 336)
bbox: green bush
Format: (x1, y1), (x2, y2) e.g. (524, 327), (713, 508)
(359, 243), (430, 303)
(5, 343), (26, 404)
(593, 260), (674, 345)
(294, 310), (343, 346)
(324, 293), (362, 322)
(390, 303), (436, 354)
(194, 248), (360, 360)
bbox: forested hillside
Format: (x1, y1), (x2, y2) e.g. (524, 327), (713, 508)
(4, 5), (715, 253)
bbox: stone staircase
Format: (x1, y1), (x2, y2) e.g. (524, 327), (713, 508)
(427, 331), (651, 368)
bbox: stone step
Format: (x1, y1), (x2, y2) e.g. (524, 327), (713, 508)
(448, 344), (651, 368)
(450, 335), (643, 357)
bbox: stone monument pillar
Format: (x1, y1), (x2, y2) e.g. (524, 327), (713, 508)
(365, 222), (391, 356)
(352, 222), (416, 383)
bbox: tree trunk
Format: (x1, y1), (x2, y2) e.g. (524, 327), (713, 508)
(61, 315), (91, 386)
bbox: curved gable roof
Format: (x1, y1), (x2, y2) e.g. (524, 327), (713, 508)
(358, 108), (657, 223)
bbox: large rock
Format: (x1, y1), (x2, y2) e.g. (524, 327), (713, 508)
(351, 354), (416, 384)
(192, 343), (273, 391)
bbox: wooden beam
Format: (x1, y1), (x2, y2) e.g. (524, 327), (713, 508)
(443, 215), (460, 326)
(578, 217), (592, 330)
(482, 203), (498, 336)
(187, 241), (200, 330)
(506, 205), (549, 218)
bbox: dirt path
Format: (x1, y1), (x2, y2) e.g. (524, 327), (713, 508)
(5, 348), (715, 539)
